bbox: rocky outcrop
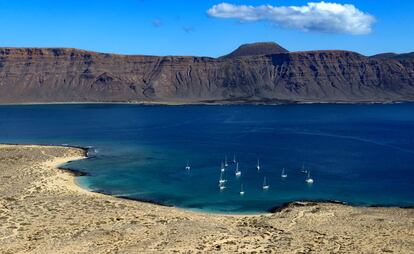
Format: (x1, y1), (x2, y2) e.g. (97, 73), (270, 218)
(221, 42), (289, 58)
(0, 43), (413, 104)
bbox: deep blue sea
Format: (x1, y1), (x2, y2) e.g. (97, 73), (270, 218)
(1, 103), (414, 213)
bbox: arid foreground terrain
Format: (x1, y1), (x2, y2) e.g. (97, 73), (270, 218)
(0, 144), (413, 253)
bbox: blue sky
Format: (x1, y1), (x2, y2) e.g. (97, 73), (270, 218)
(0, 0), (413, 57)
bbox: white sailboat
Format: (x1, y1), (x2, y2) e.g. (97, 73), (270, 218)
(256, 158), (260, 171)
(219, 171), (226, 185)
(235, 162), (242, 177)
(233, 153), (237, 164)
(221, 162), (225, 172)
(240, 184), (245, 195)
(224, 155), (228, 167)
(185, 161), (191, 170)
(305, 171), (314, 184)
(300, 163), (308, 174)
(281, 168), (288, 178)
(262, 177), (269, 190)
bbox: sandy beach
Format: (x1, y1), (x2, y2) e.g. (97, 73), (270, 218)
(0, 144), (413, 253)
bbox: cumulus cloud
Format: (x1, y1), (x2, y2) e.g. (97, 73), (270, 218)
(207, 2), (375, 35)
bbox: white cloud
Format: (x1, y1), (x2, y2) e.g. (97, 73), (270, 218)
(207, 2), (375, 35)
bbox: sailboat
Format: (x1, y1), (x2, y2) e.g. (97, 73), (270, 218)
(235, 163), (242, 177)
(221, 162), (225, 172)
(240, 184), (245, 195)
(219, 171), (227, 185)
(224, 155), (229, 167)
(233, 153), (237, 164)
(281, 168), (288, 178)
(256, 158), (260, 171)
(262, 177), (269, 190)
(300, 163), (308, 174)
(185, 161), (191, 170)
(305, 171), (314, 184)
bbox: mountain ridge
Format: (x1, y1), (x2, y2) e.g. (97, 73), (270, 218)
(1, 43), (414, 104)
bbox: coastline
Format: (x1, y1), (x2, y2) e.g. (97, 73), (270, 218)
(0, 99), (411, 107)
(3, 142), (413, 212)
(54, 143), (414, 212)
(1, 144), (413, 253)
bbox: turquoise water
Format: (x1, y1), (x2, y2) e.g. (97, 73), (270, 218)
(1, 103), (414, 213)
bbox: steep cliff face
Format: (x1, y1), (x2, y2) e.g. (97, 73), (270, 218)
(0, 44), (413, 104)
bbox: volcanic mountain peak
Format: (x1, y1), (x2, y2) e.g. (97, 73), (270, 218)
(221, 42), (289, 58)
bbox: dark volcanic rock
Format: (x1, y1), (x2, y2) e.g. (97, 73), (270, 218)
(370, 53), (399, 60)
(221, 42), (289, 58)
(0, 44), (414, 104)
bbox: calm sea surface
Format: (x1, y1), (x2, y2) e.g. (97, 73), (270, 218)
(1, 103), (413, 213)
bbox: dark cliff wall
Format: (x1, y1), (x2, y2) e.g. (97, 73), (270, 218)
(0, 47), (413, 103)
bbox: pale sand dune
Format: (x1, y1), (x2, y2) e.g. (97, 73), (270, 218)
(0, 144), (413, 253)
